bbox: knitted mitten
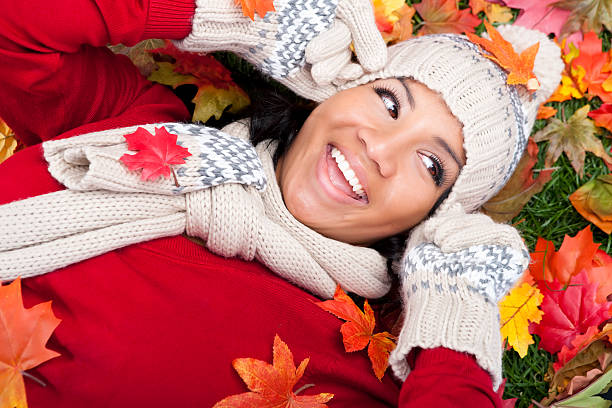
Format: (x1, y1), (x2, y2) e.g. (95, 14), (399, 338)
(389, 203), (529, 390)
(174, 0), (386, 101)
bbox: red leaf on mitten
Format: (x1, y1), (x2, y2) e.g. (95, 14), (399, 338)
(120, 126), (191, 181)
(531, 271), (611, 354)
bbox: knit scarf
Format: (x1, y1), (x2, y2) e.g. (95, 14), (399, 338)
(0, 122), (390, 299)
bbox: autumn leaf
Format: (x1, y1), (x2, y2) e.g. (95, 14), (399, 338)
(236, 0), (275, 20)
(381, 4), (415, 44)
(108, 39), (166, 77)
(371, 0), (406, 34)
(495, 378), (519, 408)
(544, 338), (612, 404)
(553, 0), (612, 38)
(588, 103), (612, 133)
(528, 226), (612, 304)
(503, 0), (582, 44)
(414, 0), (481, 35)
(466, 20), (540, 91)
(537, 105), (558, 120)
(148, 42), (250, 123)
(569, 31), (612, 104)
(547, 41), (586, 103)
(212, 334), (333, 407)
(470, 0), (513, 24)
(0, 118), (18, 165)
(483, 138), (554, 222)
(0, 278), (61, 408)
(499, 283), (544, 358)
(531, 270), (611, 355)
(570, 174), (612, 234)
(554, 325), (600, 372)
(120, 126), (191, 182)
(316, 285), (396, 380)
(550, 365), (612, 407)
(533, 104), (612, 176)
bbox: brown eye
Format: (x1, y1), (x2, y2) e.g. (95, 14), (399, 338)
(373, 87), (400, 120)
(418, 152), (445, 186)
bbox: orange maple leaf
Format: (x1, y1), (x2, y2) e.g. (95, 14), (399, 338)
(212, 334), (333, 407)
(528, 226), (612, 304)
(537, 104), (558, 120)
(570, 31), (612, 103)
(466, 20), (540, 92)
(414, 0), (480, 35)
(316, 285), (396, 381)
(235, 0), (275, 20)
(0, 278), (61, 408)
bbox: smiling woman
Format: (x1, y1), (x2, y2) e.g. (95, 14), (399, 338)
(0, 0), (564, 406)
(276, 78), (464, 245)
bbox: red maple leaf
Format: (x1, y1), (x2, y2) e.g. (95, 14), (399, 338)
(588, 103), (612, 133)
(414, 0), (481, 35)
(212, 334), (333, 407)
(530, 270), (611, 354)
(496, 378), (518, 408)
(316, 285), (396, 381)
(120, 126), (191, 182)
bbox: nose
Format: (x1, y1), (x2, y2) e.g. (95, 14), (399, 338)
(358, 126), (402, 178)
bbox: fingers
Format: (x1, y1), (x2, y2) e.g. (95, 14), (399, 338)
(311, 49), (352, 85)
(336, 0), (387, 72)
(277, 68), (337, 102)
(305, 21), (351, 64)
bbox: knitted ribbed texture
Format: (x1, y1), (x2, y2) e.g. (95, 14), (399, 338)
(0, 122), (390, 300)
(389, 269), (503, 388)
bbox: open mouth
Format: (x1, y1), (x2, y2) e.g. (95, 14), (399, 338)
(326, 145), (369, 203)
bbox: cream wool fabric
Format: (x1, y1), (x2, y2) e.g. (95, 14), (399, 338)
(0, 122), (390, 299)
(175, 0), (386, 99)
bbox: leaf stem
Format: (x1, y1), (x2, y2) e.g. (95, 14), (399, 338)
(171, 167), (179, 187)
(21, 371), (47, 387)
(294, 383), (315, 396)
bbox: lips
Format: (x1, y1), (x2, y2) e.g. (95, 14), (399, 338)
(325, 145), (369, 203)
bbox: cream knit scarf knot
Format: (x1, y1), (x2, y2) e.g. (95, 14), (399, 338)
(0, 122), (390, 299)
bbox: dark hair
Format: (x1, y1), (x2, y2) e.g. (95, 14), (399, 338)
(247, 89), (450, 271)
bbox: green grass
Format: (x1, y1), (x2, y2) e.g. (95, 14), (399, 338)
(502, 336), (555, 407)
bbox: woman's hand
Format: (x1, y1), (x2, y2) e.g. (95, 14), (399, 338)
(175, 0), (387, 101)
(389, 203), (529, 391)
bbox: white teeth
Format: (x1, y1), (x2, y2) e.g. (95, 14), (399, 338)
(330, 146), (366, 199)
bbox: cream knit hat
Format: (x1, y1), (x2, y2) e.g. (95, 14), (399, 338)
(336, 25), (563, 214)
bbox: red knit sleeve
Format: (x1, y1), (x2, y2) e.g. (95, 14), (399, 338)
(0, 0), (194, 145)
(398, 347), (503, 408)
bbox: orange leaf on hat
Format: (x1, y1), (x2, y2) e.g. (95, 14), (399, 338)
(465, 20), (540, 92)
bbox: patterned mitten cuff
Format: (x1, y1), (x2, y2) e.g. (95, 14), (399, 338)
(43, 123), (266, 195)
(175, 0), (386, 99)
(389, 243), (529, 390)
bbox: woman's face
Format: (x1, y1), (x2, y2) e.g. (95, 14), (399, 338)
(275, 78), (465, 245)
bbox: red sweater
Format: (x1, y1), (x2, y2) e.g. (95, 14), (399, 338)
(0, 0), (503, 406)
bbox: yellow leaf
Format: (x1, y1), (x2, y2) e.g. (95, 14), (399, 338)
(499, 283), (544, 358)
(485, 4), (513, 24)
(192, 84), (250, 123)
(0, 118), (17, 165)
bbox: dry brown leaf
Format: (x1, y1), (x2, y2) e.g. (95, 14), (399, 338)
(483, 138), (554, 223)
(533, 104), (612, 176)
(0, 118), (17, 165)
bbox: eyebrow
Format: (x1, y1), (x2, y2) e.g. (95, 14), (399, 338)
(434, 136), (464, 169)
(398, 78), (415, 110)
